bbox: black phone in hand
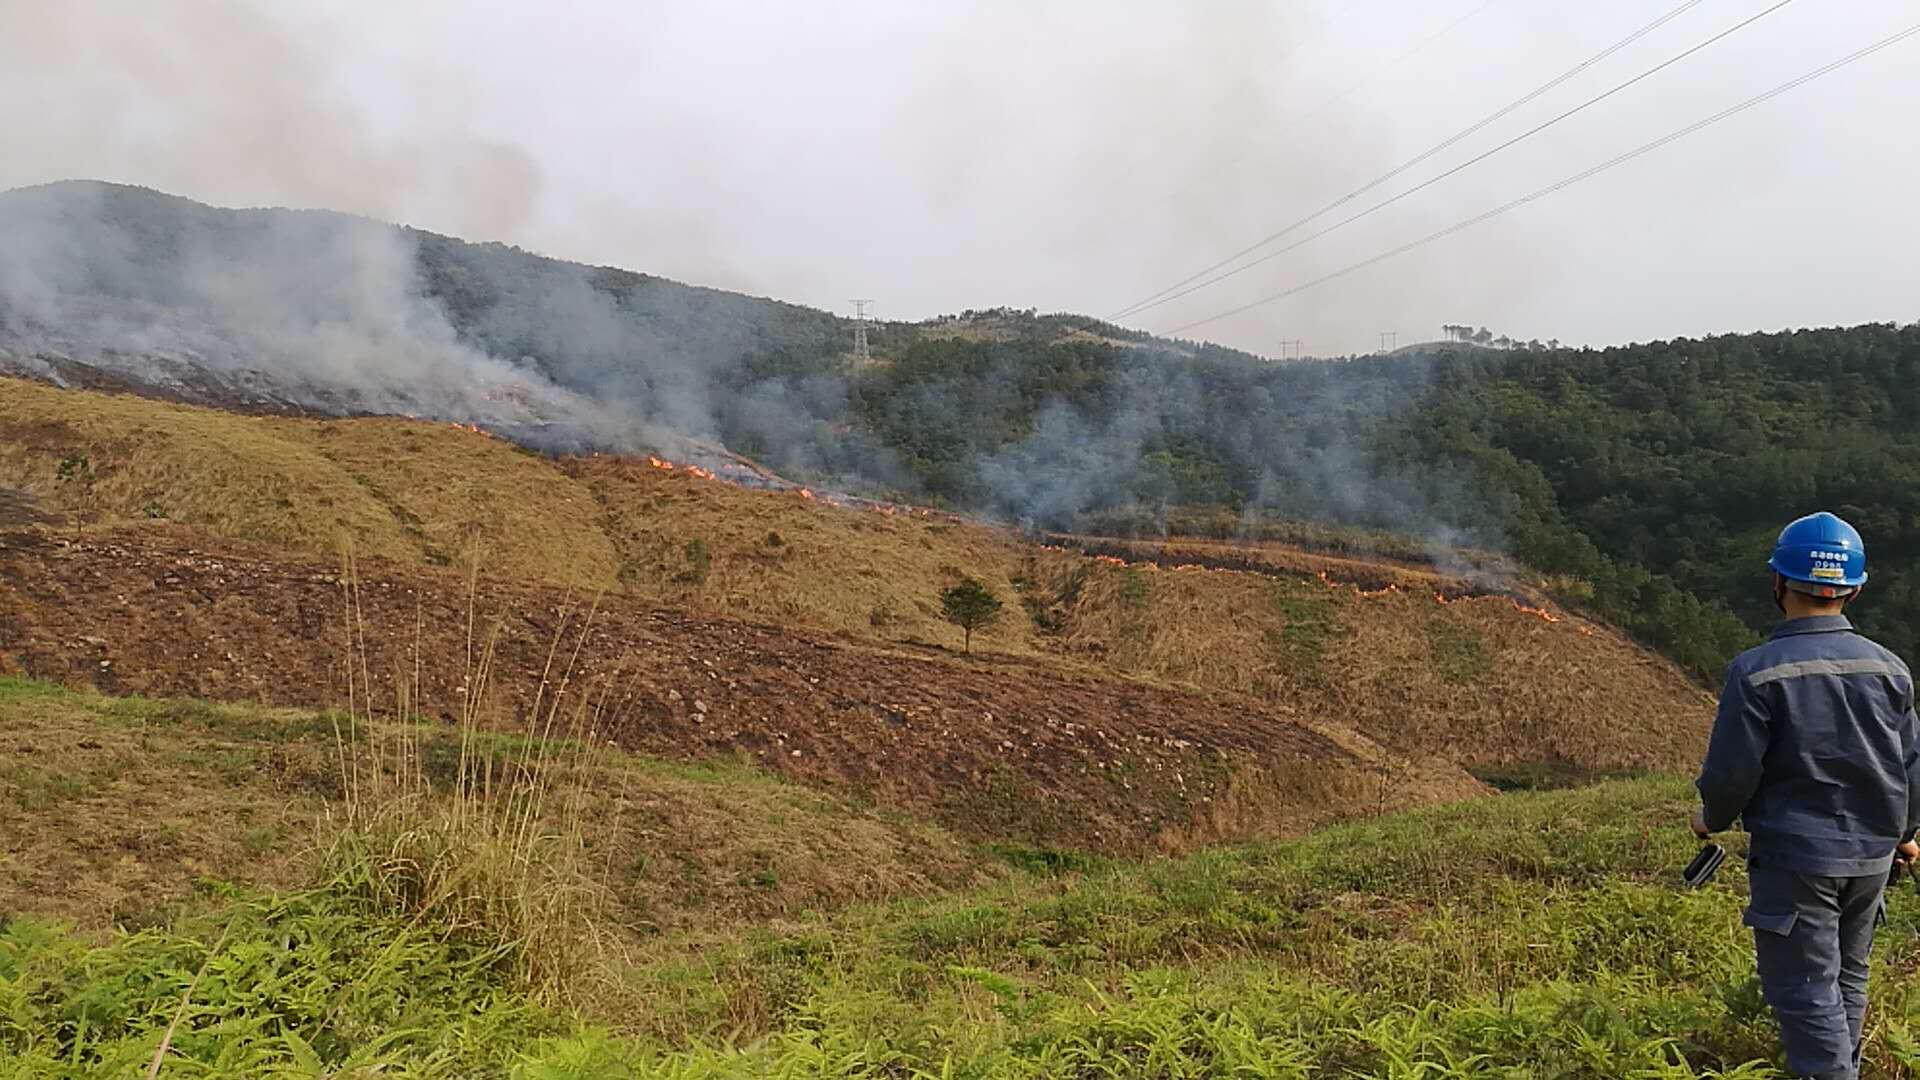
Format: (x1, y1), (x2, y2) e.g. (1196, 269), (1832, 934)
(1682, 843), (1726, 888)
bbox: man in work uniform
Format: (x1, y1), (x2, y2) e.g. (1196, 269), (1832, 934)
(1694, 511), (1920, 1079)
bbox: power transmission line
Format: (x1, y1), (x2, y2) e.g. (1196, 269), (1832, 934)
(1112, 0), (1708, 320)
(849, 299), (874, 363)
(1127, 0), (1798, 321)
(1159, 20), (1920, 337)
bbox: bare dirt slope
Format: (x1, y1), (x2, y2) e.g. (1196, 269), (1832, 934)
(0, 528), (1478, 854)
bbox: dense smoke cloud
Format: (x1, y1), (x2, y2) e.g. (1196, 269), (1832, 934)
(0, 183), (627, 442)
(3, 3), (1915, 352)
(0, 174), (1518, 562)
(0, 1), (541, 245)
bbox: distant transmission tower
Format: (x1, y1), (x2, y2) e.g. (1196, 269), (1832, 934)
(1277, 339), (1303, 360)
(1378, 331), (1398, 353)
(850, 299), (874, 363)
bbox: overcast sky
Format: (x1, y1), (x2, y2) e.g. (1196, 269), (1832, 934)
(2, 0), (1915, 357)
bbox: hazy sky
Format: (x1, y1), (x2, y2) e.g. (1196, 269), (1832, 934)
(2, 0), (1915, 357)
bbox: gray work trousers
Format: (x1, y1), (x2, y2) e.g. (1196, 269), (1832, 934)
(1745, 861), (1887, 1080)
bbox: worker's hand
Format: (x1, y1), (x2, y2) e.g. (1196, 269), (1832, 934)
(1897, 840), (1920, 867)
(1689, 808), (1712, 839)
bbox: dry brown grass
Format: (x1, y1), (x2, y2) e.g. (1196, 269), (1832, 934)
(0, 378), (1036, 645)
(560, 454), (1042, 653)
(0, 379), (413, 555)
(1317, 588), (1718, 771)
(1026, 550), (1713, 773)
(298, 416), (617, 587)
(1030, 552), (1333, 696)
(0, 378), (615, 587)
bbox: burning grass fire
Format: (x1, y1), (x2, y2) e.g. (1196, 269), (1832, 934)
(648, 455), (716, 480)
(630, 451), (1594, 638)
(1046, 545), (1593, 634)
(639, 452), (953, 522)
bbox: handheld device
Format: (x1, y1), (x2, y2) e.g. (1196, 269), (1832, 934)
(1682, 843), (1727, 889)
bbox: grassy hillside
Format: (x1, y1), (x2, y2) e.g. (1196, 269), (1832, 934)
(0, 678), (988, 936)
(1023, 548), (1708, 774)
(561, 452), (1041, 653)
(0, 378), (619, 588)
(0, 376), (1039, 652)
(4, 679), (1919, 1077)
(0, 525), (1485, 855)
(0, 377), (1713, 796)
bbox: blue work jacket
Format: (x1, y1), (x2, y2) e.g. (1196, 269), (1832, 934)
(1696, 614), (1920, 876)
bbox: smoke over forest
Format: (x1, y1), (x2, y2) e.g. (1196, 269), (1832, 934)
(0, 180), (1475, 545)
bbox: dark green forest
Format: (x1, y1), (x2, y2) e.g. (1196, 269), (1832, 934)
(1385, 324), (1920, 678)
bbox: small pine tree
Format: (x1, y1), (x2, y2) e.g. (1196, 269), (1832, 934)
(940, 578), (1003, 655)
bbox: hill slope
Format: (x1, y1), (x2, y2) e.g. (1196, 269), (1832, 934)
(6, 690), (1917, 1079)
(10, 182), (1917, 683)
(0, 379), (1712, 849)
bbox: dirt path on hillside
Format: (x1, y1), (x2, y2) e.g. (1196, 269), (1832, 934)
(0, 527), (1481, 852)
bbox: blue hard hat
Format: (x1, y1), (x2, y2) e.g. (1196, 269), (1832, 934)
(1769, 511), (1867, 591)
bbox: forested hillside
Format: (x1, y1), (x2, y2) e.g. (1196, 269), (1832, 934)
(848, 324), (1920, 678)
(1386, 325), (1920, 676)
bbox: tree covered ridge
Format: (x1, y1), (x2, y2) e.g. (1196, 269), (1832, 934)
(1389, 323), (1920, 678)
(836, 322), (1920, 680)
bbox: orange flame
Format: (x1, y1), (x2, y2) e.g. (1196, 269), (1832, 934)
(797, 488), (816, 501)
(1433, 587), (1568, 625)
(1512, 602), (1562, 624)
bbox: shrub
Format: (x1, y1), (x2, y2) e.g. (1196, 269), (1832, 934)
(939, 578), (1003, 654)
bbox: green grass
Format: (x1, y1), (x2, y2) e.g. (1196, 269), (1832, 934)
(0, 675), (69, 702)
(1267, 579), (1346, 674)
(99, 693), (343, 744)
(11, 777), (1920, 1076)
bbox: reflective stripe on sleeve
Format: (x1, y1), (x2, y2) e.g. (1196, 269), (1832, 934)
(1747, 657), (1913, 687)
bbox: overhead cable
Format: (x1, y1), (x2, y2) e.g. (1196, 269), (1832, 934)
(1159, 21), (1920, 337)
(1111, 0), (1705, 319)
(1119, 0), (1797, 321)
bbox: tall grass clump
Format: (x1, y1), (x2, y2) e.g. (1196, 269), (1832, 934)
(319, 555), (638, 1009)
